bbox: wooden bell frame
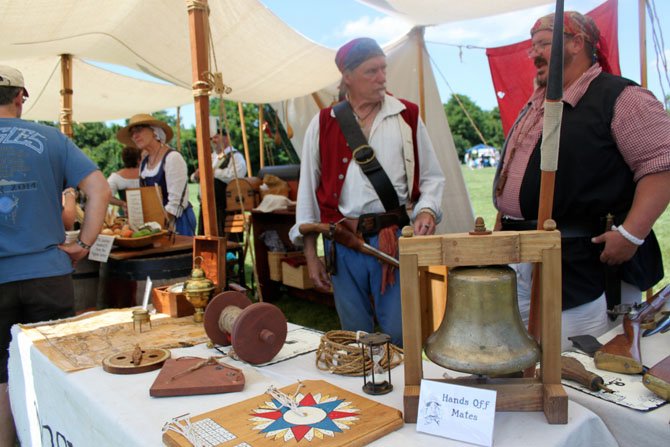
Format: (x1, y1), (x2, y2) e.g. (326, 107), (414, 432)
(399, 226), (568, 424)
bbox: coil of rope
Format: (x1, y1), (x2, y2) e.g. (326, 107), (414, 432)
(315, 330), (403, 376)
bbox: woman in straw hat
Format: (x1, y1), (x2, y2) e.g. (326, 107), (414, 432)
(117, 114), (196, 236)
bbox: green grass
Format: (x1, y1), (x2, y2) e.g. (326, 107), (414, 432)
(191, 165), (670, 330)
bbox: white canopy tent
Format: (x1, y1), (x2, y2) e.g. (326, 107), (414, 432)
(0, 0), (558, 233)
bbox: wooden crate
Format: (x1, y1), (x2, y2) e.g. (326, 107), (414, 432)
(152, 284), (194, 317)
(268, 251), (303, 281)
(281, 259), (313, 290)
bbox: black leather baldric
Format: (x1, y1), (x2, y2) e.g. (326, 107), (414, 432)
(332, 101), (399, 213)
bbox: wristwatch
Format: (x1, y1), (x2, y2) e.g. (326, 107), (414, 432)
(76, 238), (92, 250)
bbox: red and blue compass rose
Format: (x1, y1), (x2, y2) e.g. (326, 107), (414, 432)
(250, 392), (360, 442)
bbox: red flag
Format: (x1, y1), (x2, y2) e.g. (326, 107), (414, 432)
(486, 0), (620, 136)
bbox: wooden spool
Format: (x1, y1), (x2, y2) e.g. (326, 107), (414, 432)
(102, 348), (170, 374)
(204, 291), (287, 364)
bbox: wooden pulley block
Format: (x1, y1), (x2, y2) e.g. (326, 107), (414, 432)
(102, 347), (170, 374)
(226, 177), (262, 211)
(203, 291), (287, 364)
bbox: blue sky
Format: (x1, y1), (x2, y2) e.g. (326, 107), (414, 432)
(167, 0), (669, 127)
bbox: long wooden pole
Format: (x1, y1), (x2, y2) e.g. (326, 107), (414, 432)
(175, 106), (182, 152)
(237, 102), (252, 177)
(59, 54), (73, 138)
(527, 0), (565, 356)
(638, 0), (647, 88)
(186, 0), (216, 236)
(414, 27), (426, 123)
(258, 104), (265, 169)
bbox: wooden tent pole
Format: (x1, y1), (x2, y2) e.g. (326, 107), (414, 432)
(175, 106), (182, 152)
(639, 0), (647, 88)
(413, 27), (426, 123)
(237, 102), (253, 177)
(59, 54), (73, 138)
(258, 104), (265, 169)
(311, 92), (325, 110)
(186, 0), (217, 236)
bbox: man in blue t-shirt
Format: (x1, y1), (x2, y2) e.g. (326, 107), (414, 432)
(0, 65), (111, 446)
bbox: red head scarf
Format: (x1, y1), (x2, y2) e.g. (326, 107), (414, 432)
(531, 11), (613, 73)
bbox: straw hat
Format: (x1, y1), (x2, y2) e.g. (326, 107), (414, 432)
(117, 113), (174, 147)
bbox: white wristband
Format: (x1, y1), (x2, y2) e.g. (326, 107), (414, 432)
(611, 225), (644, 246)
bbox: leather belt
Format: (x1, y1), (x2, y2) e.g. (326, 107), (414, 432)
(500, 216), (604, 238)
(355, 206), (409, 237)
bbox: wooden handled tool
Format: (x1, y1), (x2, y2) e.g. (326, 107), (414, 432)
(298, 222), (399, 268)
(561, 356), (613, 393)
(643, 355), (670, 401)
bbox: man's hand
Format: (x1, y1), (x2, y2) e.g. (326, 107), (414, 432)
(413, 209), (436, 235)
(305, 255), (332, 291)
(303, 232), (332, 291)
(58, 243), (89, 267)
(592, 230), (638, 265)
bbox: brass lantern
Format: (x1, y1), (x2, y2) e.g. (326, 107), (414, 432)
(183, 256), (215, 322)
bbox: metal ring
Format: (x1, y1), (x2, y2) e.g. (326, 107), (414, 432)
(352, 144), (375, 165)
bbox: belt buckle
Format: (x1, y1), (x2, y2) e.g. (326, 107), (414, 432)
(352, 144), (375, 166)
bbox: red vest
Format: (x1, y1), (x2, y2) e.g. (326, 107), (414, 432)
(316, 99), (421, 223)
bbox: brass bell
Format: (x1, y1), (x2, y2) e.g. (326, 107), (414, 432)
(425, 265), (540, 375)
(183, 256), (215, 323)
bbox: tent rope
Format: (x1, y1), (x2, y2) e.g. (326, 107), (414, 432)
(647, 0), (670, 108)
(426, 50), (489, 147)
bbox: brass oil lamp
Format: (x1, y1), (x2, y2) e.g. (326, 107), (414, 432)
(183, 256), (215, 322)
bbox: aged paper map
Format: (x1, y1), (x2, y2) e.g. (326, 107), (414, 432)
(20, 309), (208, 372)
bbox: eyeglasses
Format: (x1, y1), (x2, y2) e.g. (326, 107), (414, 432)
(21, 96), (28, 104)
(528, 40), (552, 56)
(527, 33), (575, 57)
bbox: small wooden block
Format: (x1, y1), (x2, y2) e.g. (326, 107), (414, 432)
(150, 357), (244, 397)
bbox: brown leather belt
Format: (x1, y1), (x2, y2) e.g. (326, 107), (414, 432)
(354, 206), (410, 237)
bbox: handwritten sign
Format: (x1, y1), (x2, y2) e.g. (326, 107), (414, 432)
(416, 379), (496, 447)
(125, 189), (144, 230)
(88, 235), (115, 263)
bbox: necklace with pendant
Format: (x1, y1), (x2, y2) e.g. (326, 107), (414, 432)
(353, 102), (380, 123)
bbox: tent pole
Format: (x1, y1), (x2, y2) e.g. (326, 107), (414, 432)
(258, 104), (265, 169)
(186, 0), (216, 236)
(175, 106), (182, 152)
(59, 54), (73, 138)
(413, 27), (426, 123)
(237, 102), (253, 177)
(311, 92), (325, 110)
(638, 0), (647, 88)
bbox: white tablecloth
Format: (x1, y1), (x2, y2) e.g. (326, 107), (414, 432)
(564, 326), (670, 447)
(9, 321), (619, 447)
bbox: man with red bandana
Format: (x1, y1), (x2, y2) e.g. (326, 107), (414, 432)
(290, 38), (445, 346)
(493, 11), (670, 349)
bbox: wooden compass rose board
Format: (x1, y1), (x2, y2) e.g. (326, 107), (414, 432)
(162, 379), (403, 447)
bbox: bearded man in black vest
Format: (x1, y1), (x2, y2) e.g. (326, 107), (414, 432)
(493, 11), (670, 350)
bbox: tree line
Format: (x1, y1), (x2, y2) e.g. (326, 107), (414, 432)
(51, 94), (502, 176)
